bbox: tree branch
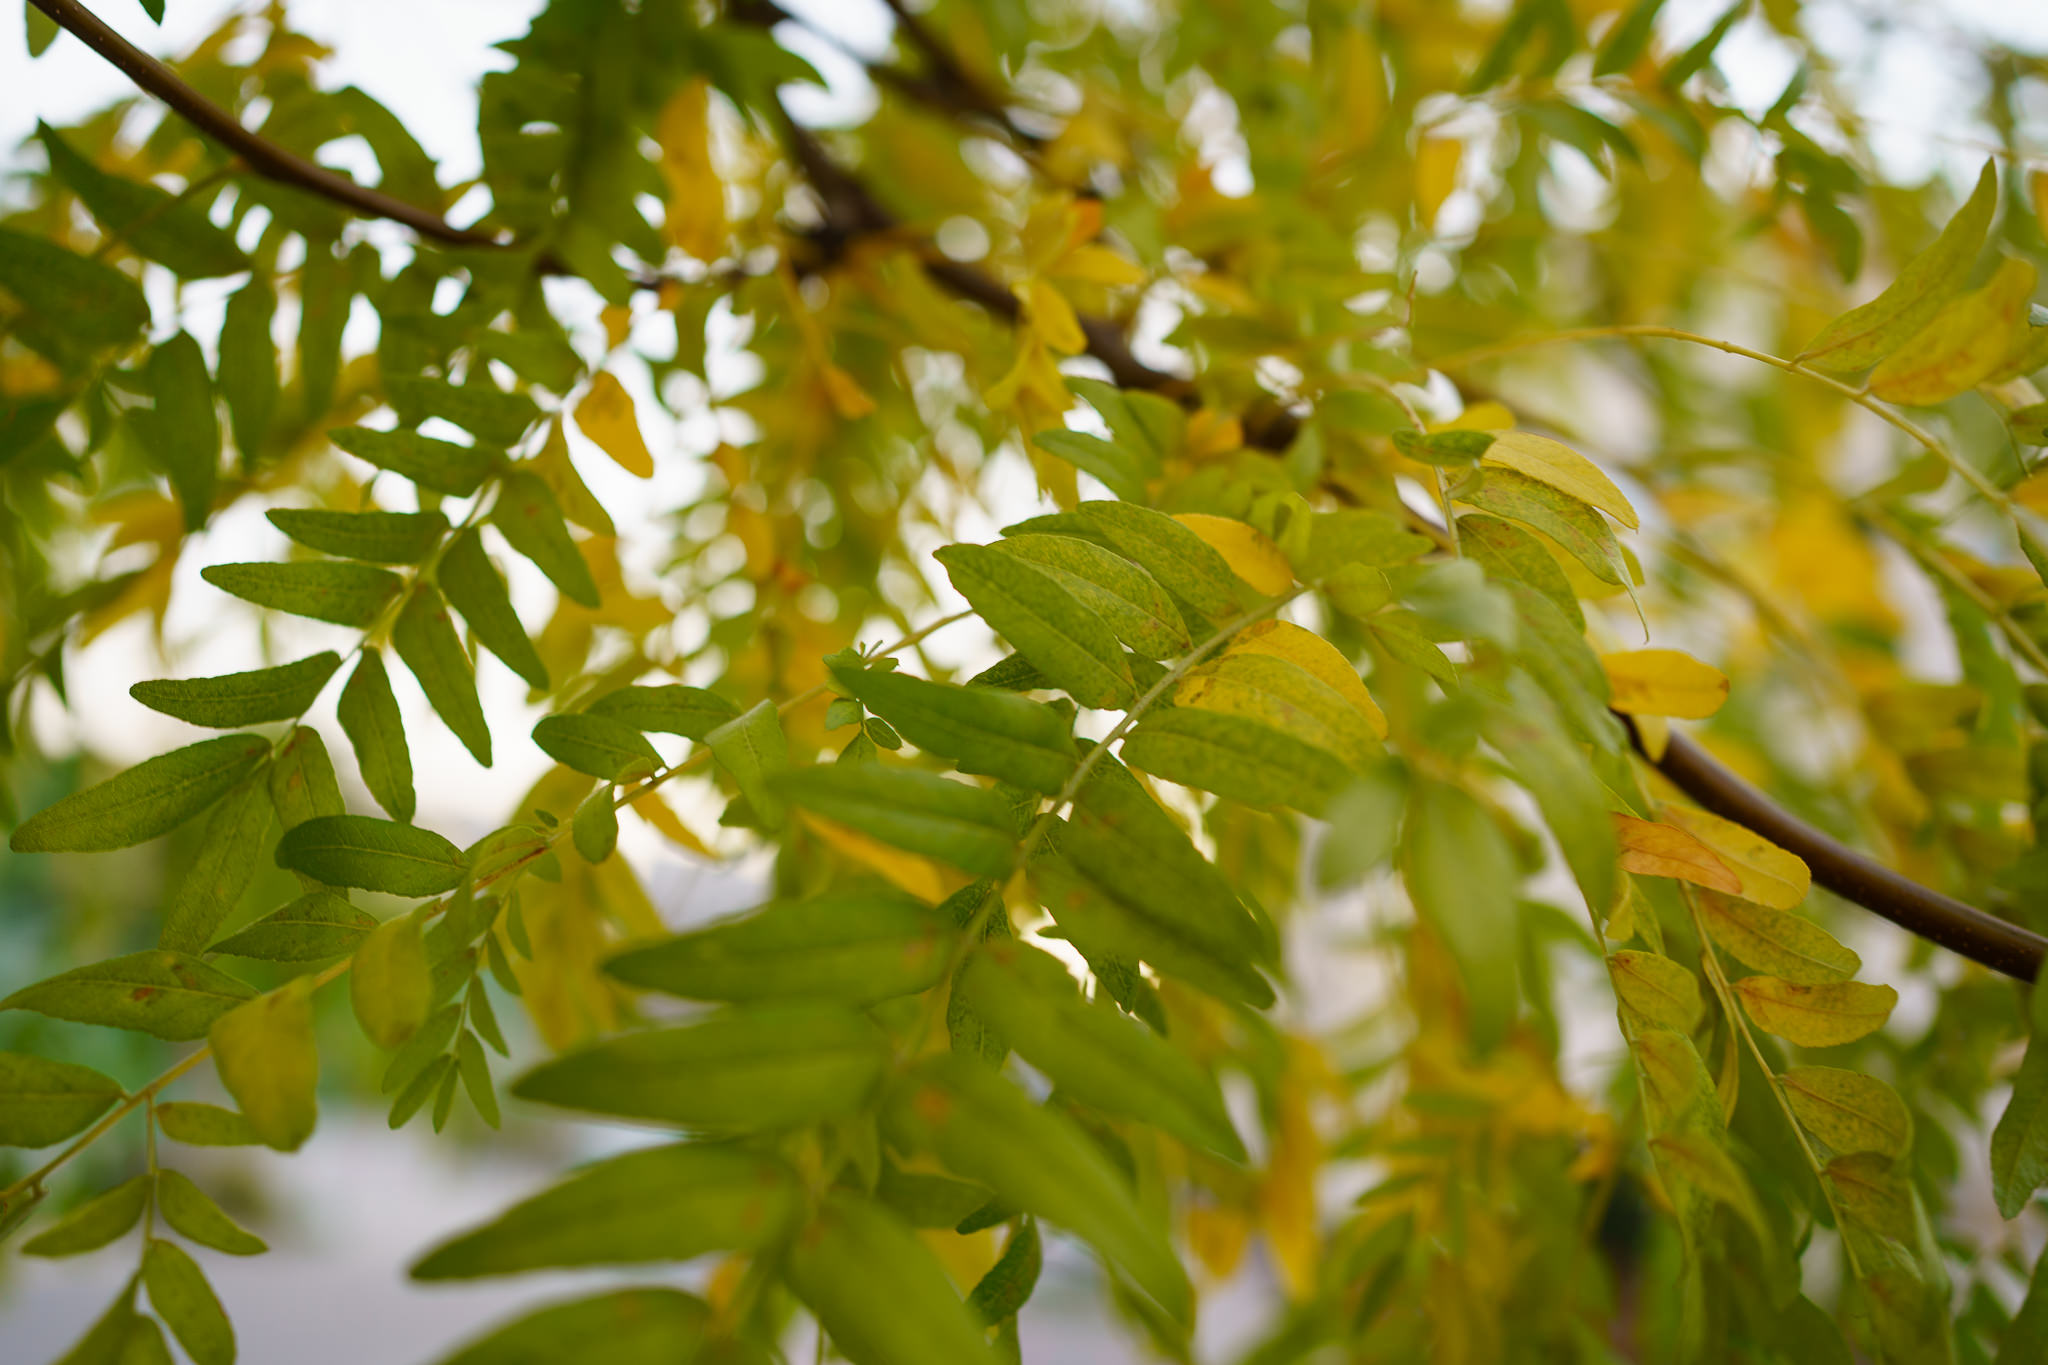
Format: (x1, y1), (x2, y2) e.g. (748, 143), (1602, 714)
(1633, 721), (2045, 982)
(28, 0), (503, 249)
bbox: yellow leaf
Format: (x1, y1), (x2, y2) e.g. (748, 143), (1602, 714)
(1050, 243), (1147, 289)
(2036, 170), (2048, 238)
(1258, 1039), (1323, 1299)
(1482, 430), (1639, 530)
(1415, 136), (1461, 230)
(1601, 649), (1729, 719)
(600, 305), (633, 351)
(1327, 27), (1384, 153)
(1437, 400), (1514, 432)
(1227, 619), (1387, 738)
(1018, 277), (1086, 355)
(1661, 805), (1809, 909)
(628, 787), (717, 858)
(802, 812), (948, 902)
(1173, 513), (1294, 595)
(656, 78), (726, 262)
(1633, 713), (1671, 761)
(1186, 409), (1242, 459)
(820, 363), (877, 420)
(1611, 814), (1741, 894)
(1869, 257), (2038, 405)
(573, 372), (655, 478)
(1184, 1203), (1251, 1279)
(1734, 976), (1897, 1048)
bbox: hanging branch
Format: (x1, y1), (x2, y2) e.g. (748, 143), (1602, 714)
(29, 0), (504, 249)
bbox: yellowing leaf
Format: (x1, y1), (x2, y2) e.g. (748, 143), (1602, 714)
(208, 981), (318, 1152)
(1227, 620), (1387, 738)
(1611, 814), (1740, 894)
(628, 787), (717, 858)
(600, 305), (633, 351)
(1439, 401), (1514, 432)
(574, 372), (654, 478)
(1608, 950), (1704, 1032)
(1661, 806), (1809, 909)
(1601, 649), (1729, 719)
(1734, 976), (1897, 1048)
(1019, 278), (1086, 356)
(1415, 136), (1461, 230)
(1051, 244), (1147, 289)
(802, 811), (949, 902)
(1482, 431), (1638, 530)
(1172, 514), (1293, 595)
(656, 78), (726, 262)
(1869, 257), (2038, 406)
(1697, 891), (1856, 984)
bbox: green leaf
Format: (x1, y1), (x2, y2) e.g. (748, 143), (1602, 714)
(0, 1052), (123, 1148)
(467, 979), (507, 1055)
(1798, 161), (1998, 375)
(350, 911), (434, 1049)
(1460, 468), (1625, 586)
(1483, 679), (1615, 915)
(492, 471), (599, 607)
(131, 652), (341, 728)
(1403, 781), (1521, 1050)
(208, 981), (319, 1151)
(967, 1218), (1043, 1325)
(1460, 513), (1583, 629)
(1997, 1235), (2048, 1365)
(2, 951), (254, 1041)
(835, 664), (1077, 794)
(412, 1143), (802, 1279)
(201, 561), (402, 627)
(35, 124), (247, 278)
(1068, 378), (1185, 469)
(1033, 428), (1151, 502)
(533, 714), (660, 780)
(393, 586), (492, 765)
(22, 1175), (151, 1257)
(1594, 0), (1665, 75)
(137, 332), (220, 531)
(775, 764), (1017, 878)
(456, 1028), (500, 1128)
(885, 1054), (1192, 1322)
(295, 241), (351, 420)
(512, 1003), (890, 1131)
(143, 1239), (235, 1365)
(1608, 950), (1704, 1032)
(571, 788), (618, 863)
(607, 893), (953, 1005)
(157, 1169), (267, 1255)
(1698, 892), (1860, 984)
(705, 700), (789, 830)
(1024, 501), (1243, 623)
(158, 771), (273, 953)
(269, 727), (346, 833)
(1299, 509), (1434, 578)
(586, 684), (739, 738)
(155, 1103), (259, 1147)
(268, 509), (448, 565)
(784, 1191), (1002, 1365)
(937, 543), (1135, 709)
(1781, 1066), (1914, 1157)
(338, 650), (415, 822)
(388, 376), (542, 447)
(277, 815), (467, 896)
(990, 534), (1191, 659)
(438, 528), (548, 689)
(1994, 1028), (2048, 1217)
(10, 733), (270, 853)
(1119, 706), (1354, 815)
(331, 427), (502, 498)
(212, 891), (375, 961)
(433, 1289), (713, 1365)
(219, 278), (279, 459)
(0, 226), (149, 348)
(382, 1005), (461, 1098)
(958, 942), (1244, 1158)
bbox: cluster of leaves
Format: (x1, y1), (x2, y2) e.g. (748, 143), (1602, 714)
(4, 0), (2048, 1363)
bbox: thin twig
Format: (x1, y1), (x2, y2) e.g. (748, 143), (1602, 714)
(29, 0), (502, 249)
